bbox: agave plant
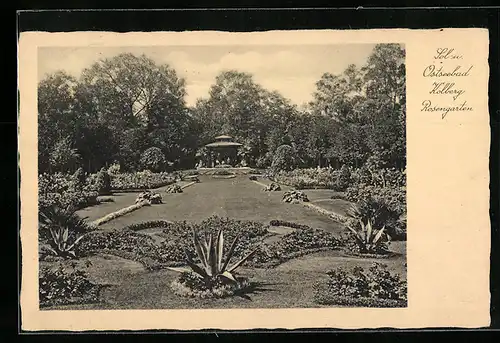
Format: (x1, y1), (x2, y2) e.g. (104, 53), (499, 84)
(167, 228), (257, 285)
(39, 206), (89, 258)
(345, 219), (389, 254)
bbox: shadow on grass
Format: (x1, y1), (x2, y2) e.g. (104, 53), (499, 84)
(233, 281), (279, 301)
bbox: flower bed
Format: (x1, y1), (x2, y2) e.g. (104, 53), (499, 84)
(273, 166), (350, 191)
(39, 172), (99, 211)
(110, 171), (176, 191)
(249, 227), (341, 267)
(313, 263), (407, 307)
(170, 272), (252, 299)
(39, 264), (103, 308)
(75, 216), (343, 270)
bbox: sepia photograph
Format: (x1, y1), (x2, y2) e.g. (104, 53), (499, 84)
(36, 42), (408, 310)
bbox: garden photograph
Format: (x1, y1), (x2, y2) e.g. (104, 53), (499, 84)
(37, 42), (407, 310)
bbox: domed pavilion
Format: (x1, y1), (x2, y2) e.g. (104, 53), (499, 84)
(202, 135), (244, 168)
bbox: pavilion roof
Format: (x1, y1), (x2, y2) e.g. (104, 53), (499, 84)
(215, 134), (234, 139)
(205, 141), (243, 148)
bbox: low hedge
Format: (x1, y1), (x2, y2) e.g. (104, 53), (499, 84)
(269, 220), (311, 231)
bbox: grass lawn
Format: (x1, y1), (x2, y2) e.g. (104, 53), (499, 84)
(47, 174), (406, 310)
(44, 248), (406, 310)
(88, 175), (345, 234)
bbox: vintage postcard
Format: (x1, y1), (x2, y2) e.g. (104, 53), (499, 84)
(19, 28), (490, 331)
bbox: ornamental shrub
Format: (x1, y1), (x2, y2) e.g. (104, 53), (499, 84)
(140, 147), (167, 173)
(271, 145), (297, 174)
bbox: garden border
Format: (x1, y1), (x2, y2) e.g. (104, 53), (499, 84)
(251, 179), (269, 188)
(91, 201), (151, 226)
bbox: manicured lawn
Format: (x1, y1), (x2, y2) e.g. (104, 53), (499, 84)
(47, 174), (406, 310)
(44, 249), (406, 310)
(89, 175), (345, 234)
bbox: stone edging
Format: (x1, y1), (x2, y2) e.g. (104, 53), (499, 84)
(180, 181), (197, 189)
(251, 180), (270, 188)
(302, 202), (348, 224)
(91, 181), (198, 227)
(92, 201), (150, 227)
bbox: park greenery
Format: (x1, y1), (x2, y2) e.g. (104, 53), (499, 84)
(38, 44), (407, 308)
(38, 44), (405, 174)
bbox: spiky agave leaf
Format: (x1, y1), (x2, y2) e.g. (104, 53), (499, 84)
(221, 233), (240, 271)
(167, 266), (197, 275)
(192, 228), (209, 271)
(216, 229), (224, 271)
(372, 225), (386, 245)
(227, 248), (258, 273)
(365, 219), (373, 242)
(345, 225), (364, 246)
(65, 234), (85, 252)
(208, 231), (218, 276)
(185, 250), (210, 278)
(62, 227), (69, 243)
(220, 270), (237, 283)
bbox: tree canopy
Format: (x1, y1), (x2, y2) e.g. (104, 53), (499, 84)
(38, 44), (406, 173)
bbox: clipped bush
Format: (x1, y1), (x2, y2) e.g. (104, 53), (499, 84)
(282, 190), (309, 203)
(165, 184), (183, 194)
(263, 182), (281, 192)
(96, 196), (114, 203)
(211, 169), (233, 176)
(249, 175), (258, 181)
(313, 263), (407, 307)
(39, 264), (102, 308)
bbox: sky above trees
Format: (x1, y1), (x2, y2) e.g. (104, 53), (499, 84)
(38, 44), (376, 107)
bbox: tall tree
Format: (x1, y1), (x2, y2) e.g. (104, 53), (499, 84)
(79, 53), (192, 170)
(38, 71), (79, 172)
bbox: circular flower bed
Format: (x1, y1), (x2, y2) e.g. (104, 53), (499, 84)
(170, 272), (252, 299)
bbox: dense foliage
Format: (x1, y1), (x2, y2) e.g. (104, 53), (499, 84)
(39, 264), (102, 307)
(110, 170), (176, 190)
(38, 54), (197, 174)
(39, 44), (405, 174)
(39, 206), (94, 259)
(74, 216), (342, 270)
(140, 147), (167, 173)
(38, 172), (99, 211)
(314, 263), (407, 307)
